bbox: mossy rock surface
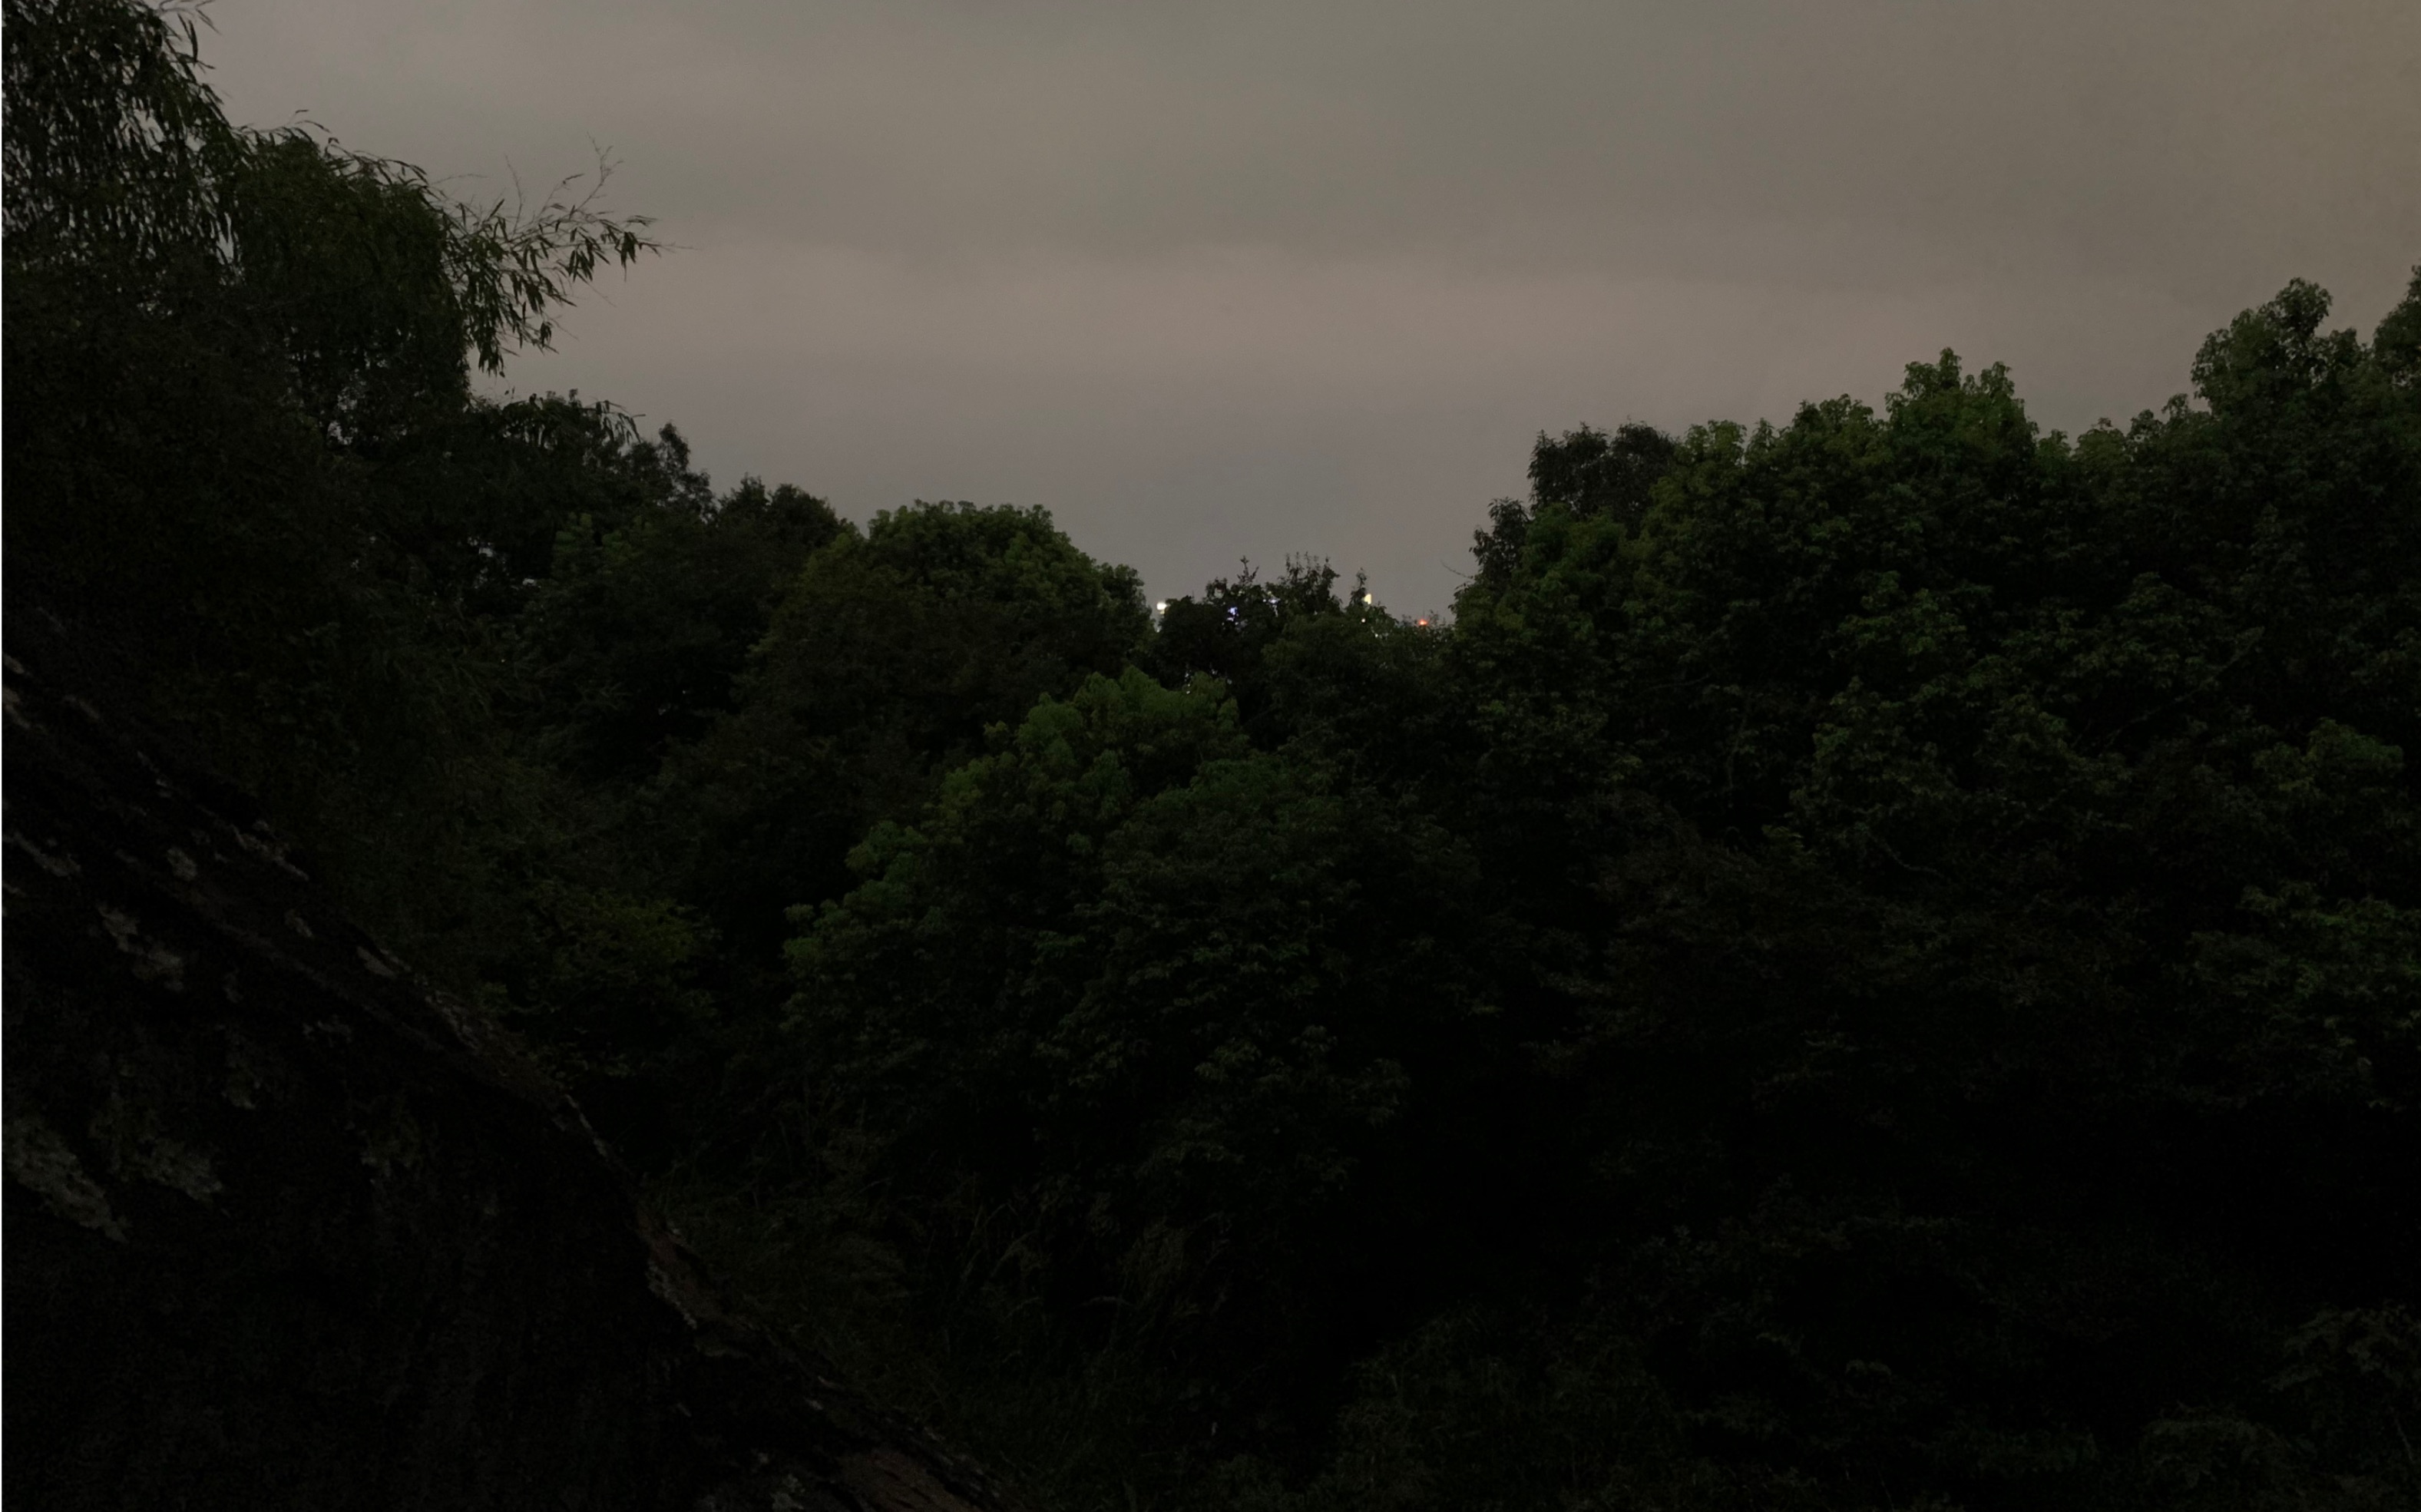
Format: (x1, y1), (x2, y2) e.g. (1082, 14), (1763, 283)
(2, 606), (1019, 1512)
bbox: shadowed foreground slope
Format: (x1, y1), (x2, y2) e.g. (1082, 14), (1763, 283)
(1, 610), (1017, 1512)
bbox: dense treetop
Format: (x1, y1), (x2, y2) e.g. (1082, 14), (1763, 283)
(8, 5), (2417, 1508)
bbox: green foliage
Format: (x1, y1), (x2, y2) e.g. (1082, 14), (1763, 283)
(1418, 280), (2421, 1510)
(484, 883), (717, 1081)
(3, 0), (711, 1140)
(5, 0), (655, 387)
(2, 0), (230, 268)
(1144, 557), (1360, 739)
(661, 501), (1151, 990)
(785, 667), (1491, 1484)
(4, 0), (654, 826)
(12, 8), (2419, 1507)
(516, 464), (845, 781)
(770, 276), (2421, 1509)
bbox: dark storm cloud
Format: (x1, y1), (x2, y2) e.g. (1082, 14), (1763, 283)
(204, 0), (2421, 611)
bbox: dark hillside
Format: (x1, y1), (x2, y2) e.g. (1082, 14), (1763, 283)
(2, 604), (1019, 1512)
(7, 2), (2419, 1508)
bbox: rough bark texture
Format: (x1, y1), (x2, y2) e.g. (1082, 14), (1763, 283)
(2, 614), (1019, 1512)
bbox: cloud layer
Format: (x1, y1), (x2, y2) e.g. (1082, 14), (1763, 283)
(203, 0), (2421, 609)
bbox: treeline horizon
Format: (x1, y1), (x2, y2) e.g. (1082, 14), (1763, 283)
(8, 4), (2419, 1510)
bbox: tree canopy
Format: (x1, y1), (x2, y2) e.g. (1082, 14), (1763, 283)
(8, 5), (2418, 1508)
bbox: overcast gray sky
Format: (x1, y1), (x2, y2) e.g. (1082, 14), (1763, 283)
(203, 0), (2421, 614)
